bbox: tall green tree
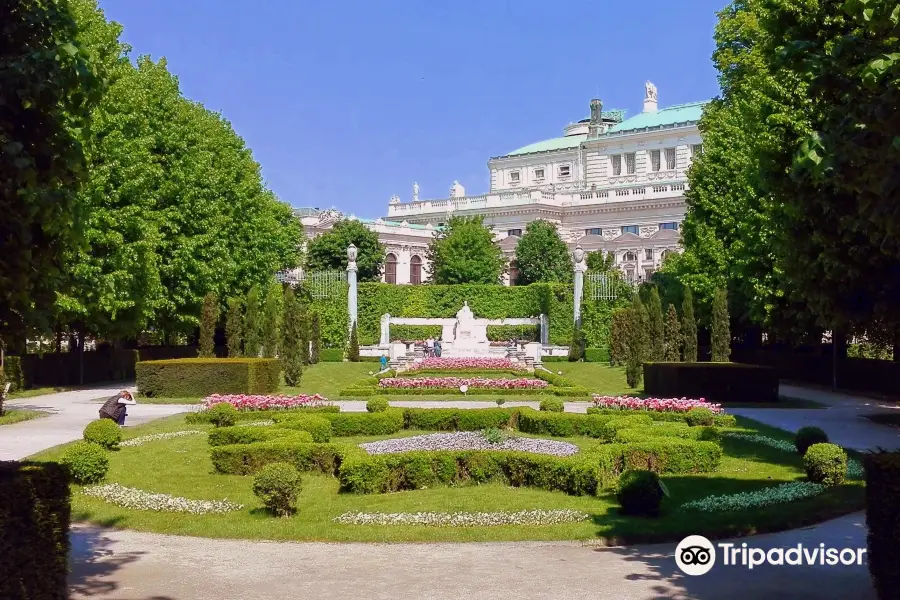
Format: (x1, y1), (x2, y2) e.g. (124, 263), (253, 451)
(586, 251), (617, 273)
(682, 287), (698, 362)
(298, 301), (310, 365)
(664, 304), (681, 362)
(711, 288), (731, 362)
(1, 0), (105, 343)
(261, 284), (281, 358)
(309, 311), (321, 364)
(513, 220), (572, 285)
(225, 297), (243, 357)
(426, 216), (505, 284)
(625, 295), (649, 388)
(244, 285), (262, 358)
(306, 219), (384, 282)
(347, 321), (360, 362)
(198, 293), (217, 358)
(610, 309), (630, 366)
(647, 287), (664, 361)
(280, 287), (303, 386)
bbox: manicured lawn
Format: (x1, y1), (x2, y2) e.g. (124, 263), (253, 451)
(0, 409), (47, 426)
(8, 386), (75, 400)
(32, 410), (864, 544)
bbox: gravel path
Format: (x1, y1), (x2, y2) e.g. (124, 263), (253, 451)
(360, 431), (579, 456)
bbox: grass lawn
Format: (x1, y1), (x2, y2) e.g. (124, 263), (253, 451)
(8, 386), (75, 400)
(0, 409), (47, 426)
(32, 410), (864, 544)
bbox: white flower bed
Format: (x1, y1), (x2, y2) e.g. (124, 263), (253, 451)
(333, 509), (589, 527)
(360, 431), (579, 457)
(237, 420), (275, 427)
(680, 481), (826, 513)
(724, 432), (796, 453)
(83, 483), (243, 514)
(120, 430), (204, 447)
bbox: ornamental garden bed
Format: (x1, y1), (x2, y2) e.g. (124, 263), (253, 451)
(32, 400), (866, 544)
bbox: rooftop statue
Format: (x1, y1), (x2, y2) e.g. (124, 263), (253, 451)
(645, 81), (657, 102)
(412, 182), (419, 202)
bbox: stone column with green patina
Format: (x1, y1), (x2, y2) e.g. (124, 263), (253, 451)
(572, 245), (587, 327)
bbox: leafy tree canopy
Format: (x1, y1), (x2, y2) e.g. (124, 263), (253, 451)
(426, 216), (505, 285)
(306, 219), (384, 283)
(513, 220), (572, 285)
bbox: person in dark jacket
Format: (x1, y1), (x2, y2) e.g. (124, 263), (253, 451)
(99, 390), (136, 426)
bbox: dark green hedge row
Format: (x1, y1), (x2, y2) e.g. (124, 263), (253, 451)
(2, 356), (24, 391)
(136, 358), (280, 397)
(586, 407), (738, 428)
(185, 405), (340, 424)
(270, 414), (334, 442)
(210, 441), (358, 475)
(403, 408), (519, 431)
(518, 409), (653, 440)
(485, 325), (540, 341)
(340, 386), (588, 397)
(643, 362), (779, 404)
(584, 347), (610, 363)
(394, 369), (526, 378)
(389, 325), (442, 341)
(318, 409), (405, 436)
(587, 439), (722, 474)
(614, 423), (722, 443)
(865, 451), (900, 599)
(207, 427), (313, 446)
(0, 461), (70, 600)
(320, 348), (344, 362)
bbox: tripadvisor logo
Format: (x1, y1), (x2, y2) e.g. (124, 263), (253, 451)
(675, 535), (716, 576)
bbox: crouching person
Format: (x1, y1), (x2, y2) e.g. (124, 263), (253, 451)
(99, 390), (136, 426)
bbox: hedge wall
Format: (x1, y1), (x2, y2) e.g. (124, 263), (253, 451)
(184, 405), (340, 424)
(865, 451), (900, 598)
(136, 358), (280, 397)
(643, 362), (779, 403)
(210, 441), (358, 475)
(207, 426), (314, 447)
(0, 461), (70, 600)
(2, 356), (24, 392)
(389, 325), (442, 342)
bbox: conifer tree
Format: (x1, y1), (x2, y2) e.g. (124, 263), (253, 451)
(664, 303), (681, 362)
(281, 287), (303, 386)
(198, 293), (218, 358)
(711, 287), (731, 362)
(244, 285), (262, 358)
(310, 311), (321, 364)
(682, 287), (698, 362)
(610, 309), (630, 366)
(348, 321), (360, 362)
(626, 294), (649, 388)
(298, 302), (310, 365)
(647, 287), (665, 361)
(568, 325), (585, 362)
(262, 284), (281, 358)
(225, 297), (243, 357)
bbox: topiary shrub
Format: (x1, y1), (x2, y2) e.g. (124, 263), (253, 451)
(207, 402), (238, 427)
(616, 469), (664, 517)
(61, 441), (109, 484)
(83, 419), (122, 450)
(804, 443), (847, 486)
(539, 399), (564, 412)
(252, 462), (302, 517)
(684, 407), (715, 427)
(795, 426), (829, 456)
(366, 397), (389, 413)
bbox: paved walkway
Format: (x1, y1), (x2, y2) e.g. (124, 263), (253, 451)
(5, 384), (897, 598)
(1, 386), (196, 460)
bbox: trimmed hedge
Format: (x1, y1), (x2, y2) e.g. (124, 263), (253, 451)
(614, 423), (721, 443)
(402, 408), (519, 431)
(518, 409), (653, 440)
(486, 325), (540, 342)
(864, 451), (900, 599)
(803, 443), (846, 486)
(185, 405), (340, 425)
(207, 426), (314, 446)
(210, 441), (359, 475)
(270, 414), (333, 442)
(2, 356), (24, 392)
(586, 439), (722, 474)
(389, 325), (442, 342)
(586, 407), (737, 428)
(136, 358), (280, 397)
(83, 419), (122, 450)
(617, 470), (663, 517)
(61, 441), (109, 484)
(795, 426), (829, 456)
(643, 362), (779, 404)
(343, 387), (586, 397)
(320, 348), (344, 362)
(319, 409), (404, 436)
(585, 347), (611, 363)
(0, 462), (71, 600)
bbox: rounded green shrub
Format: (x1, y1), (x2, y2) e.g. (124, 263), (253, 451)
(207, 402), (238, 427)
(366, 397), (390, 413)
(804, 443), (847, 486)
(539, 399), (565, 413)
(62, 441), (109, 484)
(252, 462), (302, 517)
(795, 426), (829, 456)
(616, 469), (664, 517)
(83, 419), (122, 450)
(684, 407), (715, 427)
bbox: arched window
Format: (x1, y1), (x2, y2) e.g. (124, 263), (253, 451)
(410, 255), (422, 285)
(385, 253), (398, 284)
(624, 251), (637, 262)
(661, 249), (673, 262)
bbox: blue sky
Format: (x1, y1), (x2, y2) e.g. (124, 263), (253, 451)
(99, 0), (726, 218)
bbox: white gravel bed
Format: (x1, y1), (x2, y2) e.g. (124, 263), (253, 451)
(333, 509), (589, 527)
(359, 431), (579, 457)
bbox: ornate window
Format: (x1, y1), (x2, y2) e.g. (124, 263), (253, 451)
(558, 165), (571, 177)
(585, 227), (602, 235)
(611, 155), (622, 176)
(622, 225), (639, 235)
(509, 171), (520, 183)
(534, 168), (545, 180)
(659, 222), (678, 230)
(665, 147), (676, 170)
(507, 228), (522, 237)
(410, 255), (422, 285)
(624, 251), (637, 262)
(385, 253), (398, 284)
(645, 249), (653, 261)
(626, 269), (636, 283)
(650, 149), (661, 172)
(692, 144), (703, 157)
(625, 153), (636, 174)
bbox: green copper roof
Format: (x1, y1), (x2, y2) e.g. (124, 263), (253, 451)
(359, 217), (434, 231)
(607, 101), (707, 134)
(505, 134), (587, 157)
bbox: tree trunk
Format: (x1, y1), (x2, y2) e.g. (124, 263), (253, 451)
(77, 329), (85, 386)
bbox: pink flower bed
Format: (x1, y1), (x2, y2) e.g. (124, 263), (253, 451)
(202, 393), (331, 411)
(379, 377), (548, 390)
(408, 358), (523, 371)
(591, 395), (724, 414)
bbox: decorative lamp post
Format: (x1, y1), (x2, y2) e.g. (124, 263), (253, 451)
(573, 245), (587, 326)
(347, 244), (358, 333)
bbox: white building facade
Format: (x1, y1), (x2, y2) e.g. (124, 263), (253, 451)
(294, 83), (705, 285)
